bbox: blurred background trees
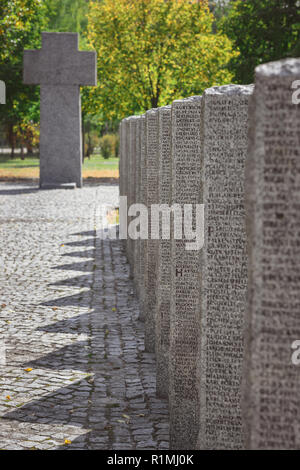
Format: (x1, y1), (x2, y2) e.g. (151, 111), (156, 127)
(0, 0), (47, 157)
(0, 0), (299, 160)
(221, 0), (300, 84)
(86, 0), (237, 121)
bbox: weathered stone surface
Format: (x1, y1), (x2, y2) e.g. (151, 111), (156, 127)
(197, 84), (253, 450)
(128, 117), (138, 273)
(39, 85), (83, 188)
(124, 117), (131, 259)
(156, 105), (172, 398)
(134, 117), (142, 298)
(119, 118), (130, 253)
(145, 109), (159, 353)
(23, 33), (96, 86)
(244, 58), (300, 450)
(139, 115), (147, 321)
(119, 121), (124, 199)
(23, 32), (97, 188)
(169, 96), (202, 449)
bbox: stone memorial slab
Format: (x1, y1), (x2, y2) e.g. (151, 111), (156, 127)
(169, 96), (202, 449)
(244, 58), (300, 450)
(139, 115), (147, 321)
(145, 108), (159, 352)
(124, 117), (131, 258)
(197, 84), (253, 450)
(23, 32), (97, 188)
(134, 116), (142, 297)
(119, 120), (125, 199)
(119, 117), (130, 252)
(156, 105), (172, 398)
(128, 116), (138, 273)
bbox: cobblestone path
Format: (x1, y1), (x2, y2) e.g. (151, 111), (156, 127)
(0, 182), (169, 450)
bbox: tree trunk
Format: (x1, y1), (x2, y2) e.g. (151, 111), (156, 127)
(8, 124), (15, 159)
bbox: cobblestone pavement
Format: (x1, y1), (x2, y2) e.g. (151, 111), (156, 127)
(0, 182), (169, 450)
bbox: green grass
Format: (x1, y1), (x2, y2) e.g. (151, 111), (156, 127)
(0, 155), (39, 169)
(0, 154), (119, 171)
(83, 154), (119, 171)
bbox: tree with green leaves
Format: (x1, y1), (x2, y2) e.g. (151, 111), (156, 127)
(221, 0), (300, 84)
(86, 0), (238, 121)
(44, 0), (89, 39)
(0, 0), (48, 156)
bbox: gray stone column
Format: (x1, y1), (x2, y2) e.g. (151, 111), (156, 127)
(119, 120), (125, 199)
(128, 117), (138, 273)
(124, 117), (131, 258)
(145, 109), (159, 353)
(139, 115), (147, 321)
(156, 105), (172, 398)
(40, 85), (82, 188)
(119, 118), (129, 250)
(133, 116), (142, 296)
(197, 85), (253, 450)
(244, 58), (300, 450)
(119, 121), (122, 198)
(169, 96), (203, 449)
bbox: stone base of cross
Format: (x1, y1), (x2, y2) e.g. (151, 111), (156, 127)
(23, 32), (97, 189)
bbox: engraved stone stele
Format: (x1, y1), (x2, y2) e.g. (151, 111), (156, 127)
(134, 116), (142, 297)
(196, 84), (254, 450)
(156, 105), (172, 398)
(139, 115), (147, 321)
(23, 32), (97, 189)
(119, 121), (123, 197)
(128, 116), (138, 274)
(124, 117), (131, 259)
(244, 58), (300, 450)
(119, 120), (125, 199)
(120, 117), (130, 251)
(119, 118), (127, 249)
(169, 96), (202, 450)
(145, 108), (159, 352)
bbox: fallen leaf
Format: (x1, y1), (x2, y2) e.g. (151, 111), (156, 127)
(1, 304), (6, 309)
(117, 419), (125, 424)
(52, 307), (58, 311)
(64, 439), (71, 445)
(112, 308), (116, 312)
(122, 414), (130, 420)
(6, 396), (10, 400)
(24, 368), (33, 372)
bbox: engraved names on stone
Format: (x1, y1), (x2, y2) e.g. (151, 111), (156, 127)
(197, 84), (253, 450)
(169, 96), (203, 449)
(156, 105), (172, 398)
(244, 58), (300, 450)
(145, 109), (159, 352)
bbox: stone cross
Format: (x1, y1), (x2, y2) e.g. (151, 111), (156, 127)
(23, 32), (97, 188)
